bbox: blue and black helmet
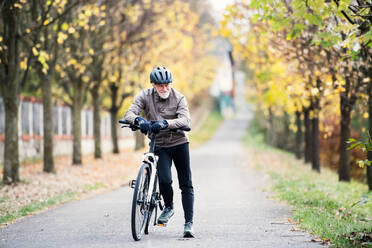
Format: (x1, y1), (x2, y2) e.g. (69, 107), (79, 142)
(150, 66), (173, 84)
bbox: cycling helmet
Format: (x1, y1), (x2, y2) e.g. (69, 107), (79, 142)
(150, 66), (173, 84)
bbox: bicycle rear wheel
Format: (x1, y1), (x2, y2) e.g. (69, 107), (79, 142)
(131, 163), (150, 241)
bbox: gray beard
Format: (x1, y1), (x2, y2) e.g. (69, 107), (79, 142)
(156, 89), (170, 99)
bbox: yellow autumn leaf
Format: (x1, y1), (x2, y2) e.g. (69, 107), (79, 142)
(61, 23), (69, 31)
(109, 75), (117, 82)
(85, 9), (92, 17)
(82, 76), (90, 83)
(68, 58), (77, 66)
(57, 37), (64, 44)
(32, 47), (39, 56)
(68, 27), (75, 34)
(20, 57), (28, 70)
(13, 3), (23, 8)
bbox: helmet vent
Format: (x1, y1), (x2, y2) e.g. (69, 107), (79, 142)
(150, 66), (172, 84)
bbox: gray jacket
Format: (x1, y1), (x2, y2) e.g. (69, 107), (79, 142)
(123, 87), (191, 147)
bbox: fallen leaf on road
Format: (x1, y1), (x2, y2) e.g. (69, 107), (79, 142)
(311, 238), (323, 242)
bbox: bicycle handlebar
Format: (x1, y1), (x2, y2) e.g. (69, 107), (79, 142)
(118, 119), (191, 132)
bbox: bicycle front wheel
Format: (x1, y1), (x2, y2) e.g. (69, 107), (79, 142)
(144, 174), (159, 234)
(131, 163), (150, 241)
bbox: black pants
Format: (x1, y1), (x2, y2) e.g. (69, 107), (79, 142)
(155, 142), (194, 223)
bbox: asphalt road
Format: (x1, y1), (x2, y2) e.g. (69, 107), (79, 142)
(0, 104), (324, 248)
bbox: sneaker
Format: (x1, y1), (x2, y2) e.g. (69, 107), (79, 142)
(183, 222), (195, 238)
(157, 207), (174, 224)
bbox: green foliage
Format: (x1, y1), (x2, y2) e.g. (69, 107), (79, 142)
(0, 191), (79, 225)
(0, 182), (106, 225)
(82, 182), (106, 191)
(21, 155), (43, 166)
(271, 172), (372, 247)
(0, 196), (9, 204)
(347, 138), (372, 153)
(347, 137), (372, 168)
(242, 113), (268, 150)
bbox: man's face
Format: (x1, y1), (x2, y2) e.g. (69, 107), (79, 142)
(153, 83), (171, 99)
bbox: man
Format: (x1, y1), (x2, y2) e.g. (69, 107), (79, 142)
(123, 66), (195, 238)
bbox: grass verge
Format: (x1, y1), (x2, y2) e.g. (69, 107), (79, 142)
(0, 182), (106, 226)
(243, 129), (372, 248)
(189, 110), (223, 148)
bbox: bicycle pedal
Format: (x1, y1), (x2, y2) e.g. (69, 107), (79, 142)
(129, 180), (136, 188)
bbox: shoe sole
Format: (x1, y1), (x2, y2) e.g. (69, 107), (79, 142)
(183, 231), (195, 238)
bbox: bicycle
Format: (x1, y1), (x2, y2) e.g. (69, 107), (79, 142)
(118, 119), (190, 241)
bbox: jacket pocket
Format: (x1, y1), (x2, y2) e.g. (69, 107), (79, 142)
(162, 107), (177, 119)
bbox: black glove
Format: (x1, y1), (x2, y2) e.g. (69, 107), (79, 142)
(135, 116), (150, 134)
(150, 120), (168, 134)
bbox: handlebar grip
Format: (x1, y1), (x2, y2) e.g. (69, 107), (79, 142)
(170, 126), (191, 132)
(118, 119), (131, 125)
(179, 126), (191, 132)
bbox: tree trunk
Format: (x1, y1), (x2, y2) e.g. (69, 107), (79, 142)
(40, 21), (59, 173)
(303, 108), (312, 163)
(283, 111), (290, 151)
(72, 82), (83, 165)
(311, 113), (320, 172)
(266, 107), (275, 146)
(110, 111), (119, 154)
(311, 78), (321, 173)
(42, 73), (55, 173)
(1, 6), (20, 184)
(91, 85), (102, 159)
(3, 97), (20, 184)
(135, 130), (145, 150)
(109, 83), (120, 154)
(338, 92), (351, 181)
(367, 78), (372, 191)
(295, 110), (302, 159)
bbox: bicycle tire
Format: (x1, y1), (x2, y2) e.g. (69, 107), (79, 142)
(131, 163), (150, 241)
(144, 174), (159, 234)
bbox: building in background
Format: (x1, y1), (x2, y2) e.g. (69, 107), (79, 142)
(210, 37), (236, 117)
